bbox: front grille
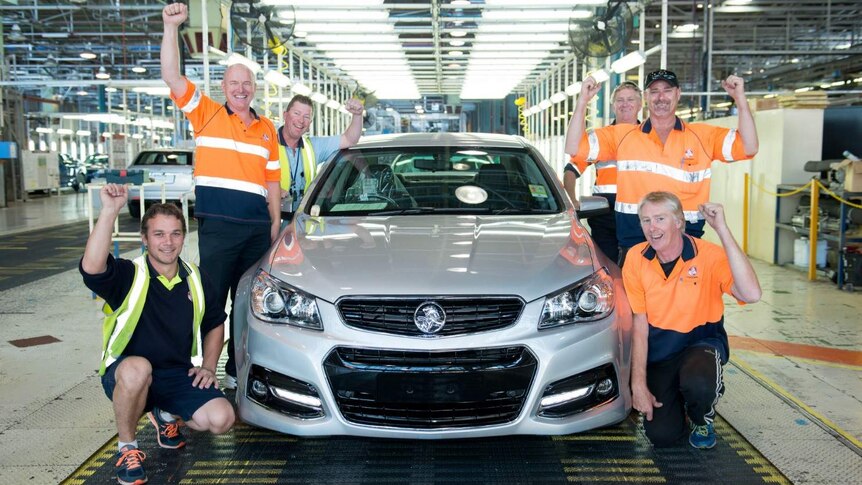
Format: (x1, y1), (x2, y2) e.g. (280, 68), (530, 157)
(324, 346), (537, 429)
(337, 297), (524, 336)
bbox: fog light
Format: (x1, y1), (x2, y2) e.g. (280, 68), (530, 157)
(271, 386), (323, 408)
(250, 379), (268, 398)
(596, 378), (613, 396)
(539, 386), (592, 408)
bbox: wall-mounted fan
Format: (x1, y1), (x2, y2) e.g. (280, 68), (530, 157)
(229, 0), (295, 53)
(568, 0), (634, 58)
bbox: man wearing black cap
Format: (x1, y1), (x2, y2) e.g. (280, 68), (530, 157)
(564, 69), (758, 267)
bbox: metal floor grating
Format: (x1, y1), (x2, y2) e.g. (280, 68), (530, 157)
(61, 408), (788, 484)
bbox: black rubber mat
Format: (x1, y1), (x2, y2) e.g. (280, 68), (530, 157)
(63, 406), (788, 485)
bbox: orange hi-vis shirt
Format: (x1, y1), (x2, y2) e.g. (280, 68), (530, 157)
(571, 117), (749, 246)
(570, 154), (617, 194)
(622, 234), (743, 364)
(172, 78), (280, 225)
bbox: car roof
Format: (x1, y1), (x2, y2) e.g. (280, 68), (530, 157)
(349, 133), (533, 150)
(137, 148), (194, 153)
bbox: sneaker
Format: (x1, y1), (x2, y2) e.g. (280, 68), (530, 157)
(147, 407), (186, 449)
(223, 374), (238, 390)
(114, 446), (147, 485)
(689, 422), (717, 449)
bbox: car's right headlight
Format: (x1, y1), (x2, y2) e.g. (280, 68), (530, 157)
(250, 270), (322, 330)
(538, 268), (615, 329)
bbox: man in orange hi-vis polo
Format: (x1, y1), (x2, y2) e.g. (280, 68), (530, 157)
(162, 3), (280, 389)
(564, 81), (641, 263)
(565, 69), (758, 267)
(623, 192), (761, 450)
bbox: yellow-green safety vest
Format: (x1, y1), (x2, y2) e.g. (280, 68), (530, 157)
(279, 135), (317, 193)
(98, 255), (205, 375)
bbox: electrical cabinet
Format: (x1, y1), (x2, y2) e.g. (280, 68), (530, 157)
(21, 151), (60, 193)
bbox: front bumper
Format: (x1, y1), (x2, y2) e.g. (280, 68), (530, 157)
(235, 295), (631, 439)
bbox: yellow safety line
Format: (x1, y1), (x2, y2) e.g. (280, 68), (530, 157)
(815, 180), (862, 209)
(749, 179), (813, 197)
(731, 356), (862, 449)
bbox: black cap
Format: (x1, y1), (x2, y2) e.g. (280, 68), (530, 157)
(645, 69), (679, 88)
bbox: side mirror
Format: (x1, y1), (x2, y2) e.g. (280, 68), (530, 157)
(578, 195), (610, 219)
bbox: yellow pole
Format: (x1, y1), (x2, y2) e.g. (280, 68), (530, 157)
(743, 173), (750, 254)
(808, 180), (820, 281)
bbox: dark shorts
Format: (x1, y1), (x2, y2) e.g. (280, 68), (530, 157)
(101, 356), (226, 421)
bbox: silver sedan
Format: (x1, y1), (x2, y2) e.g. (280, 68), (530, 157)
(233, 133), (632, 438)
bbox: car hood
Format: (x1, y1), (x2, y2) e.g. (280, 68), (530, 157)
(265, 212), (598, 303)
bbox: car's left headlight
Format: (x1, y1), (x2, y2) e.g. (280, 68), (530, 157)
(538, 268), (615, 329)
(250, 270), (322, 330)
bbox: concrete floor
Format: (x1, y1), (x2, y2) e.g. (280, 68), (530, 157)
(0, 191), (860, 484)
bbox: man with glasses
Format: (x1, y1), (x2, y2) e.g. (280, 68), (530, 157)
(565, 70), (758, 267)
(564, 81), (641, 262)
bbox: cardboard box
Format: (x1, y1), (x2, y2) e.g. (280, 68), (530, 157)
(836, 159), (862, 192)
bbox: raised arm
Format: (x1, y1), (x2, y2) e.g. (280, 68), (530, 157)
(721, 75), (758, 157)
(339, 98), (365, 149)
(81, 184), (128, 275)
(700, 202), (761, 302)
(564, 76), (601, 155)
(161, 3), (189, 98)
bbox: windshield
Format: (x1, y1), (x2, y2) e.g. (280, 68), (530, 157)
(310, 147), (562, 216)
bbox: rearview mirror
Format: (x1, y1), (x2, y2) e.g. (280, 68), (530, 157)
(578, 195), (610, 219)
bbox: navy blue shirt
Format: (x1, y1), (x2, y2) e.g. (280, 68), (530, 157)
(80, 254), (227, 370)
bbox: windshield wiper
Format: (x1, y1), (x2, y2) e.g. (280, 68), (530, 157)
(372, 206), (438, 215)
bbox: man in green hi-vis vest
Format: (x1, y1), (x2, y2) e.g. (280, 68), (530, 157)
(80, 183), (235, 485)
(278, 94), (365, 217)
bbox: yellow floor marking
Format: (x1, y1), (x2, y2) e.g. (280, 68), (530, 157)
(731, 356), (862, 450)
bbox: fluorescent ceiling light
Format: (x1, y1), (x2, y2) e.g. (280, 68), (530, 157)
(35, 127), (53, 134)
(292, 82), (312, 96)
(293, 10), (389, 21)
(325, 99), (342, 110)
(472, 43), (560, 51)
(56, 128), (74, 135)
(450, 30), (468, 37)
(565, 82), (582, 96)
(297, 23), (393, 33)
(550, 92), (566, 104)
(485, 0), (604, 4)
(264, 69), (292, 88)
(675, 24), (699, 32)
(590, 69), (610, 83)
(483, 9), (591, 20)
(305, 34), (397, 43)
(469, 51), (550, 59)
(310, 92), (328, 104)
(132, 65), (147, 73)
(316, 43), (401, 51)
(538, 99), (552, 110)
(329, 51), (404, 59)
(76, 90), (89, 96)
(226, 52), (262, 73)
(132, 86), (172, 96)
(105, 87), (118, 93)
(475, 33), (567, 43)
(96, 66), (110, 79)
(76, 130), (92, 136)
(478, 23), (568, 33)
(449, 40), (465, 47)
(264, 0), (382, 4)
(610, 51), (646, 73)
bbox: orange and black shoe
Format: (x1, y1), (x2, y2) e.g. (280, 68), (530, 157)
(114, 446), (147, 485)
(147, 407), (187, 449)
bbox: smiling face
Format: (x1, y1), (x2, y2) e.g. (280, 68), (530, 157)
(645, 80), (681, 120)
(282, 99), (314, 143)
(612, 85), (642, 124)
(221, 64), (255, 113)
(639, 199), (684, 260)
(141, 213), (184, 274)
